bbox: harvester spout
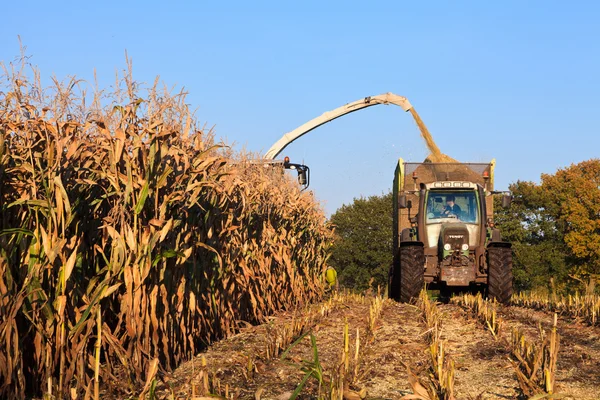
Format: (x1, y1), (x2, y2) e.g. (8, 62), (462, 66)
(264, 92), (413, 160)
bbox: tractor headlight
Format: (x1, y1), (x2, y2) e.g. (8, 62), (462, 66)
(462, 244), (469, 251)
(443, 243), (451, 251)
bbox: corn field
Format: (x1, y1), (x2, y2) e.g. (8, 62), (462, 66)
(0, 61), (333, 399)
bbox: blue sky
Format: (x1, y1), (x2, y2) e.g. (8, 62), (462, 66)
(2, 1), (599, 214)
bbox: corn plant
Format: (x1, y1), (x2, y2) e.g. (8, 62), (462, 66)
(0, 59), (334, 398)
(288, 333), (324, 400)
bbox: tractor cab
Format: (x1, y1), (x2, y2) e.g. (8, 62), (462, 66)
(422, 184), (484, 252)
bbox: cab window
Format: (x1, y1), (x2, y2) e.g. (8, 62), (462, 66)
(425, 191), (479, 224)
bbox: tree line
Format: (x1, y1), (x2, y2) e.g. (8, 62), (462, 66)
(328, 159), (600, 292)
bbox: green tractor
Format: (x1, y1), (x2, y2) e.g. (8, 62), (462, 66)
(389, 160), (513, 303)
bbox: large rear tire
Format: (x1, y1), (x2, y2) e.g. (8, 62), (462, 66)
(487, 246), (513, 304)
(399, 244), (425, 303)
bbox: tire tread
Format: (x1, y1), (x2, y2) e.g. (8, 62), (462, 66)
(487, 246), (513, 304)
(398, 245), (424, 303)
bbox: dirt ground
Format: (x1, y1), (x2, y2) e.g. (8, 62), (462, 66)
(157, 295), (600, 400)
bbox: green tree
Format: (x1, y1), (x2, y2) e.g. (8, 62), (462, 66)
(495, 159), (600, 291)
(541, 159), (600, 277)
(494, 181), (568, 291)
(328, 192), (393, 291)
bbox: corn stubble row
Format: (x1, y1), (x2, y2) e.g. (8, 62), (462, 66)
(189, 298), (337, 399)
(194, 291), (386, 400)
(408, 290), (455, 400)
(512, 290), (600, 326)
(0, 66), (332, 398)
(329, 292), (386, 400)
(450, 293), (500, 338)
(453, 293), (559, 397)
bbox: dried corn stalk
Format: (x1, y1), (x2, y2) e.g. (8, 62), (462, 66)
(0, 61), (333, 398)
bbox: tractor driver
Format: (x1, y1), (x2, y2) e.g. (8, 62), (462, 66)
(441, 195), (462, 218)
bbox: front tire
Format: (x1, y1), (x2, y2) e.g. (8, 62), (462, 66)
(399, 244), (425, 303)
(487, 246), (513, 304)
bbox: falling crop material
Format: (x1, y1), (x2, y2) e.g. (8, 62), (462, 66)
(404, 107), (489, 192)
(407, 108), (457, 164)
(0, 62), (333, 398)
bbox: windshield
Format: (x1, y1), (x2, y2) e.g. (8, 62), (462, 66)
(425, 190), (479, 224)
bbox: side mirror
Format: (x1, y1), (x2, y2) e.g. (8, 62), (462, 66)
(298, 170), (307, 186)
(501, 194), (512, 208)
(398, 195), (407, 209)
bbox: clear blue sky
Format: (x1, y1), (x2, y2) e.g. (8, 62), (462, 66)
(2, 1), (599, 215)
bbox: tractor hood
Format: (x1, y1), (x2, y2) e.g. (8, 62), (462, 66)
(425, 221), (481, 249)
(439, 223), (470, 250)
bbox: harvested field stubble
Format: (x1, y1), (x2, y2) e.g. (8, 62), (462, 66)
(169, 291), (375, 399)
(163, 291), (600, 399)
(410, 290), (456, 400)
(0, 61), (333, 398)
(451, 293), (500, 338)
(453, 294), (559, 398)
(512, 290), (600, 326)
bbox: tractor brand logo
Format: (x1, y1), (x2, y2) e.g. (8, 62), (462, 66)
(448, 235), (464, 239)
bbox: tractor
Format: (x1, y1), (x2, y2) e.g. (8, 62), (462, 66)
(389, 160), (513, 303)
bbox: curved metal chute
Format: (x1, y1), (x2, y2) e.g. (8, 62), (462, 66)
(264, 92), (413, 160)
